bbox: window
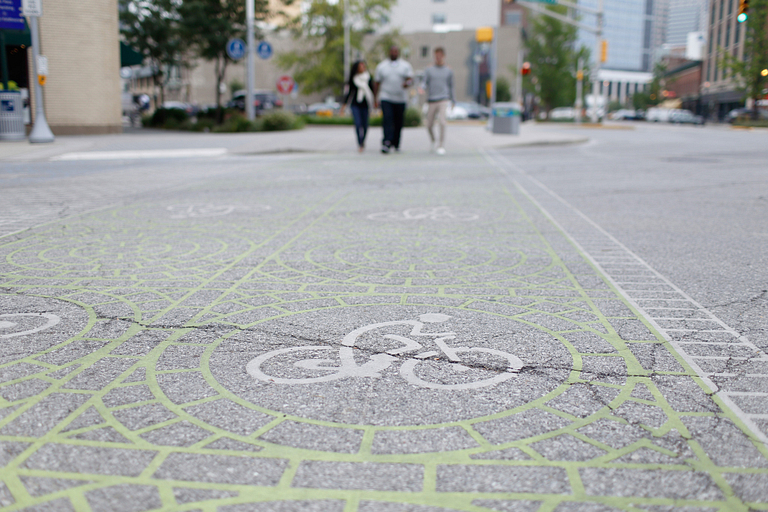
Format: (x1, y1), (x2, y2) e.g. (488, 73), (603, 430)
(432, 13), (446, 24)
(726, 24), (730, 46)
(711, 3), (716, 24)
(505, 11), (521, 25)
(421, 46), (430, 58)
(719, 0), (723, 20)
(734, 22), (740, 44)
(728, 0), (733, 14)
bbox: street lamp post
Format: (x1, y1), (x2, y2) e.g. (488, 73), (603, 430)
(28, 15), (54, 143)
(246, 0), (255, 121)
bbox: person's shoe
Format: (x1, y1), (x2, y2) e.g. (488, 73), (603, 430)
(436, 147), (446, 155)
(394, 147), (400, 153)
(381, 145), (390, 154)
(358, 146), (364, 153)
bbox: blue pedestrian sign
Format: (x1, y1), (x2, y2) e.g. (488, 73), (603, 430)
(226, 38), (246, 61)
(257, 41), (273, 60)
(0, 0), (25, 31)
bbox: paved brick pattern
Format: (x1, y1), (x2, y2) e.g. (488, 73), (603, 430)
(0, 151), (766, 511)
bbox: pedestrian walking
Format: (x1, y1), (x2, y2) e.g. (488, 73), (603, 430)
(341, 60), (375, 153)
(423, 47), (454, 155)
(374, 46), (414, 154)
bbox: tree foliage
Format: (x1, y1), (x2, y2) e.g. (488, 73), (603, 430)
(277, 0), (396, 97)
(524, 6), (590, 112)
(178, 0), (269, 113)
(119, 0), (185, 104)
(721, 0), (768, 114)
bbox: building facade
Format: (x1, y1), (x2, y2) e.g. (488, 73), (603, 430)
(701, 0), (746, 118)
(382, 0), (501, 34)
(36, 0), (123, 134)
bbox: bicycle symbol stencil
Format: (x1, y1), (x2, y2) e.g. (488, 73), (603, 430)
(0, 313), (60, 339)
(367, 207), (479, 222)
(247, 313), (524, 391)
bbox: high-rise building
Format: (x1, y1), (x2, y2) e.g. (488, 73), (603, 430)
(700, 0), (746, 118)
(666, 0), (708, 47)
(382, 0), (501, 34)
(577, 0), (668, 72)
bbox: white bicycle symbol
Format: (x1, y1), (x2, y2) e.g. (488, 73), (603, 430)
(0, 313), (60, 339)
(246, 313), (523, 391)
(367, 207), (479, 222)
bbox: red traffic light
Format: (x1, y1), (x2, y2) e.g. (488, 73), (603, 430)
(521, 62), (531, 76)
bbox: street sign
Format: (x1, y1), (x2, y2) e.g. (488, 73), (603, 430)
(21, 0), (41, 17)
(0, 0), (24, 31)
(257, 41), (273, 60)
(226, 38), (246, 61)
(276, 75), (295, 95)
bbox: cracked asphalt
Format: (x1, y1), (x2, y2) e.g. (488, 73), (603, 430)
(0, 123), (766, 511)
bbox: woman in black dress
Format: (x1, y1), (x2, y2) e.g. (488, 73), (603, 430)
(342, 60), (375, 153)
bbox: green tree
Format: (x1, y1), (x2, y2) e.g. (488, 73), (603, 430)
(722, 0), (768, 118)
(277, 0), (396, 97)
(178, 0), (269, 115)
(119, 0), (186, 105)
(524, 6), (590, 113)
(496, 75), (512, 102)
(632, 62), (667, 109)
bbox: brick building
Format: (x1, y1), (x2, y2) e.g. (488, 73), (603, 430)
(701, 0), (746, 119)
(31, 0), (123, 134)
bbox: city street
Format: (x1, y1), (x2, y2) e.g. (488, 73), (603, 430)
(0, 122), (766, 512)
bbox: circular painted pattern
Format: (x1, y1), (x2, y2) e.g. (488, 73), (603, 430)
(208, 305), (573, 427)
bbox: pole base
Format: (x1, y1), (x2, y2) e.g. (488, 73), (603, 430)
(29, 117), (55, 144)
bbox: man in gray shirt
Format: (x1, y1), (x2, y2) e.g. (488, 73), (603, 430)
(423, 47), (454, 155)
(374, 46), (414, 153)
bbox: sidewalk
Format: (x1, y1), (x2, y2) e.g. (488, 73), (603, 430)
(0, 122), (589, 162)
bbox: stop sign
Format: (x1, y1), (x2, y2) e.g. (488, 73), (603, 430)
(276, 75), (295, 95)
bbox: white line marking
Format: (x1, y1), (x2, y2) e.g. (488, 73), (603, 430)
(481, 148), (768, 446)
(52, 148), (228, 161)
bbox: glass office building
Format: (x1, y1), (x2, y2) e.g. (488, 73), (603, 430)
(577, 0), (665, 72)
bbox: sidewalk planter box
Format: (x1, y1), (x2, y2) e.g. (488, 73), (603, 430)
(0, 91), (25, 141)
(491, 102), (521, 135)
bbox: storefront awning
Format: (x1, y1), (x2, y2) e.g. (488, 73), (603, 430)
(120, 42), (143, 67)
(0, 19), (32, 47)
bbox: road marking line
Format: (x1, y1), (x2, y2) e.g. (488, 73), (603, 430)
(482, 148), (768, 446)
(51, 148), (228, 161)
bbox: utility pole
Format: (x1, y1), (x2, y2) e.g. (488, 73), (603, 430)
(575, 57), (583, 124)
(28, 15), (54, 143)
(343, 0), (350, 82)
(591, 0), (603, 123)
(246, 0), (255, 121)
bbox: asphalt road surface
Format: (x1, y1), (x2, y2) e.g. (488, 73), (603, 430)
(0, 123), (766, 512)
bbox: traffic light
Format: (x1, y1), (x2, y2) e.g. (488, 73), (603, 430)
(600, 40), (608, 63)
(738, 0), (748, 22)
(521, 62), (531, 76)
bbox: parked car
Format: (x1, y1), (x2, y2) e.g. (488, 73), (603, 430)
(227, 90), (283, 113)
(609, 109), (639, 120)
(669, 109), (704, 125)
(645, 107), (672, 123)
(162, 101), (197, 116)
(455, 102), (490, 119)
(307, 102), (341, 116)
(548, 107), (576, 121)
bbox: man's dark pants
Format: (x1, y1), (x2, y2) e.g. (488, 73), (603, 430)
(381, 100), (406, 150)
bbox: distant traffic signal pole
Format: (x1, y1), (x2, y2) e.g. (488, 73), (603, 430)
(737, 0), (749, 22)
(517, 0), (605, 122)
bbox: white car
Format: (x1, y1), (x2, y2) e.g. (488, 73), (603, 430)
(645, 107), (672, 123)
(548, 107), (576, 120)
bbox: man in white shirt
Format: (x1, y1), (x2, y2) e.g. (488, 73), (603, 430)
(374, 46), (414, 154)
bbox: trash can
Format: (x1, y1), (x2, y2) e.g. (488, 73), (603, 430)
(0, 91), (25, 141)
(491, 102), (521, 135)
